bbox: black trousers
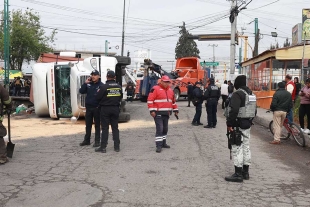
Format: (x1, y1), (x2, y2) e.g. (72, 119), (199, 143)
(25, 86), (30, 96)
(221, 95), (228, 109)
(84, 107), (101, 143)
(15, 85), (21, 96)
(206, 99), (218, 127)
(100, 106), (120, 148)
(154, 114), (169, 147)
(188, 95), (192, 106)
(126, 92), (133, 102)
(299, 104), (310, 129)
(193, 103), (202, 123)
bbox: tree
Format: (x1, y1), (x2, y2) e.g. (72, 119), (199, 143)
(175, 22), (200, 59)
(0, 9), (57, 70)
(283, 38), (291, 47)
(270, 42), (280, 50)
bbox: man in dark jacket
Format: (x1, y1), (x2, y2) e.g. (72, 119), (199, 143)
(125, 81), (135, 102)
(79, 70), (103, 147)
(187, 82), (194, 107)
(203, 78), (221, 128)
(228, 80), (234, 95)
(95, 70), (122, 153)
(225, 75), (256, 183)
(270, 81), (292, 144)
(191, 81), (203, 126)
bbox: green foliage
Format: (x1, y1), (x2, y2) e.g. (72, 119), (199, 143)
(270, 42), (280, 50)
(175, 22), (200, 59)
(283, 38), (291, 48)
(0, 9), (57, 70)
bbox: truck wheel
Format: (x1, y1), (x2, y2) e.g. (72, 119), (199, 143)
(118, 112), (130, 122)
(140, 96), (147, 102)
(174, 89), (180, 101)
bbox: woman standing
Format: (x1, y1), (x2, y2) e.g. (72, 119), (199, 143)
(299, 79), (310, 134)
(294, 77), (301, 102)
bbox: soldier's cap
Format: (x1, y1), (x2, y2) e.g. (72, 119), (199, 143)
(195, 81), (202, 85)
(107, 70), (116, 78)
(90, 70), (100, 76)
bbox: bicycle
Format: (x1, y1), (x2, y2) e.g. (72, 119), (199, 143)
(267, 110), (305, 147)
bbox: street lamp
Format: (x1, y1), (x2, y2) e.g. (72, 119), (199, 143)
(167, 60), (174, 71)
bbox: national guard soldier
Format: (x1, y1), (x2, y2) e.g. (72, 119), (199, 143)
(0, 85), (12, 164)
(191, 81), (203, 126)
(79, 70), (103, 147)
(204, 78), (220, 128)
(24, 78), (31, 97)
(225, 75), (257, 182)
(147, 75), (179, 153)
(95, 70), (122, 153)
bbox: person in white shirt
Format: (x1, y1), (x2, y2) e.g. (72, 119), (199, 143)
(221, 80), (229, 109)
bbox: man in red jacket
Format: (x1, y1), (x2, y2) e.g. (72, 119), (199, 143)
(285, 74), (296, 124)
(147, 75), (179, 153)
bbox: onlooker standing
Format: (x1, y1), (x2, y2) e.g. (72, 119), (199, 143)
(14, 77), (23, 96)
(191, 81), (203, 126)
(228, 80), (234, 96)
(96, 70), (122, 153)
(294, 77), (301, 102)
(125, 81), (135, 102)
(285, 74), (296, 124)
(24, 78), (31, 97)
(270, 82), (292, 144)
(79, 70), (103, 147)
(147, 75), (178, 153)
(221, 80), (229, 109)
(187, 82), (194, 107)
(299, 79), (310, 134)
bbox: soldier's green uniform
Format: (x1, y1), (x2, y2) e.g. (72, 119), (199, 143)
(0, 85), (12, 164)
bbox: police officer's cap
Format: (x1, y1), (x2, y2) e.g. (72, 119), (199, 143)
(90, 70), (100, 76)
(107, 70), (116, 78)
(195, 81), (202, 85)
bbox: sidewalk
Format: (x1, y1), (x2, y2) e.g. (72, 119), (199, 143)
(254, 107), (310, 147)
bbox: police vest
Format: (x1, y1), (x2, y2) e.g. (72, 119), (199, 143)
(224, 88), (256, 119)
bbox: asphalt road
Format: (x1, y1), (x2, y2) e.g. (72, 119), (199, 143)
(1, 100), (310, 207)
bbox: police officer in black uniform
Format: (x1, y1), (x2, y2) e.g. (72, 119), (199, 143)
(95, 70), (122, 153)
(204, 78), (221, 128)
(79, 70), (103, 147)
(191, 81), (203, 126)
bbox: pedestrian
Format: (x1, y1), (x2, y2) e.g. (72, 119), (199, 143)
(228, 80), (234, 95)
(285, 74), (296, 124)
(125, 81), (135, 102)
(294, 77), (301, 102)
(299, 79), (310, 134)
(14, 77), (23, 96)
(225, 75), (257, 182)
(221, 80), (229, 109)
(191, 81), (203, 126)
(270, 82), (292, 144)
(147, 75), (179, 153)
(187, 82), (194, 107)
(95, 70), (122, 153)
(203, 78), (220, 128)
(79, 70), (103, 147)
(24, 78), (31, 97)
(0, 84), (12, 165)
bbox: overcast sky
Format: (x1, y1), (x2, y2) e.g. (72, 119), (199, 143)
(8, 0), (310, 69)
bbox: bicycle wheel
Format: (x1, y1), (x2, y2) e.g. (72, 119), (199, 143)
(289, 122), (306, 147)
(269, 120), (290, 140)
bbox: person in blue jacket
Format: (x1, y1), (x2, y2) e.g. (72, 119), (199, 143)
(79, 70), (103, 147)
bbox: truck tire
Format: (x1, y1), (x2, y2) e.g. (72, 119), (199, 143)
(118, 112), (130, 122)
(174, 88), (180, 101)
(115, 56), (131, 65)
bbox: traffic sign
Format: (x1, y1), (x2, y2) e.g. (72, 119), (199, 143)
(200, 62), (219, 67)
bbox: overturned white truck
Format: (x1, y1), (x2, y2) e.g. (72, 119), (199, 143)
(32, 53), (131, 122)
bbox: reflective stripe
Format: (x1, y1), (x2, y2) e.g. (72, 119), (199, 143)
(3, 97), (11, 105)
(163, 136), (166, 140)
(154, 99), (170, 103)
(158, 108), (172, 111)
(149, 108), (156, 111)
(147, 101), (153, 104)
(156, 137), (163, 142)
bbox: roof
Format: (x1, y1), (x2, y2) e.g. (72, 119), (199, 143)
(241, 44), (310, 67)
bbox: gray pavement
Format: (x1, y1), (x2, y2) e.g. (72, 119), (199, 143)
(1, 100), (310, 207)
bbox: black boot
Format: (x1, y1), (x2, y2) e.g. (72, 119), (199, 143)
(242, 165), (250, 180)
(156, 141), (163, 153)
(162, 140), (170, 148)
(156, 147), (162, 153)
(95, 147), (106, 153)
(225, 166), (243, 182)
(197, 122), (203, 125)
(93, 142), (100, 147)
(192, 121), (199, 126)
(80, 140), (90, 146)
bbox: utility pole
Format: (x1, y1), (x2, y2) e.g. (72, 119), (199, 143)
(105, 40), (110, 56)
(167, 60), (174, 71)
(4, 0), (10, 90)
(253, 18), (259, 57)
(121, 0), (126, 56)
(229, 0), (238, 80)
(208, 44), (218, 73)
(301, 31), (307, 82)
